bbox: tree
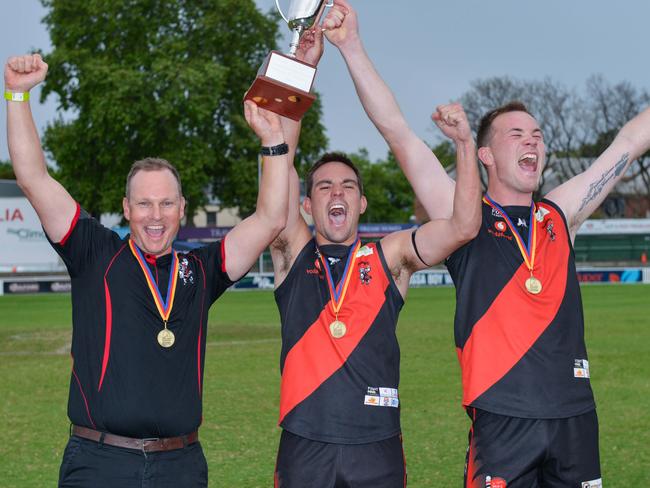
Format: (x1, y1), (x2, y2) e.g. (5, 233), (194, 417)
(40, 0), (327, 220)
(0, 160), (15, 179)
(347, 150), (415, 223)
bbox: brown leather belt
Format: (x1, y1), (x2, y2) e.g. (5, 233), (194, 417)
(72, 425), (198, 453)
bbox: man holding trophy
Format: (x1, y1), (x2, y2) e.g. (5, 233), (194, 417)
(262, 2), (483, 486)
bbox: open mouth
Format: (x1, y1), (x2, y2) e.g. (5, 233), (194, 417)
(328, 203), (347, 226)
(518, 153), (538, 173)
(145, 225), (165, 238)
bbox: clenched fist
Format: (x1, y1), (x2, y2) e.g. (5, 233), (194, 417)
(432, 103), (473, 145)
(4, 54), (48, 93)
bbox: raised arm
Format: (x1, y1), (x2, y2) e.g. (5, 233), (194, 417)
(323, 0), (455, 219)
(269, 27), (325, 286)
(223, 101), (289, 281)
(381, 105), (481, 296)
(6, 54), (77, 242)
(545, 105), (650, 240)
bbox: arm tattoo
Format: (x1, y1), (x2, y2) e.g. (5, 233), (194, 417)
(578, 153), (629, 212)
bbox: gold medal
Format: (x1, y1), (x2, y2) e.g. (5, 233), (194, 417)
(525, 276), (543, 295)
(157, 328), (175, 348)
(329, 320), (347, 339)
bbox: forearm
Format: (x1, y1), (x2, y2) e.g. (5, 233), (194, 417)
(7, 100), (49, 189)
(616, 105), (650, 160)
(449, 140), (481, 239)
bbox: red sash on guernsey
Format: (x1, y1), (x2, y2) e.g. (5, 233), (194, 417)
(458, 202), (570, 406)
(279, 243), (390, 423)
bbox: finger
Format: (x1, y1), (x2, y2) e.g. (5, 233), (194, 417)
(334, 0), (351, 12)
(16, 56), (26, 73)
(24, 55), (34, 73)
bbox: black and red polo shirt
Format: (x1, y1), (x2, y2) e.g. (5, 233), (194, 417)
(49, 204), (233, 438)
(446, 198), (595, 418)
(275, 239), (404, 444)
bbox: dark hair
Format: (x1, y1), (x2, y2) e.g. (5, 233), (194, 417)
(125, 157), (183, 198)
(305, 152), (364, 198)
(476, 101), (533, 148)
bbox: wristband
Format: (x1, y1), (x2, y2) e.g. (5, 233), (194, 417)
(4, 91), (30, 102)
(260, 142), (288, 156)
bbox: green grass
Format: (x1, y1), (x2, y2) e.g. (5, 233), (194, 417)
(1, 285), (649, 486)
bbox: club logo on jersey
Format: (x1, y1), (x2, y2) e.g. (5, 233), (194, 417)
(535, 206), (550, 222)
(574, 359), (590, 378)
(359, 261), (372, 285)
(485, 476), (507, 488)
(178, 257), (194, 285)
(581, 479), (602, 488)
(327, 256), (341, 266)
(516, 218), (528, 228)
(545, 219), (556, 241)
(364, 386), (399, 408)
(356, 245), (374, 258)
(494, 221), (507, 233)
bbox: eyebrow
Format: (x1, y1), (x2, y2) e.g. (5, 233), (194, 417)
(507, 128), (544, 136)
(315, 178), (359, 186)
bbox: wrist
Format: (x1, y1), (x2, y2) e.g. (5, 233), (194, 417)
(260, 142), (289, 157)
(4, 90), (30, 102)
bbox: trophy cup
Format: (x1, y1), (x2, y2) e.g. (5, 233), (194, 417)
(244, 0), (333, 121)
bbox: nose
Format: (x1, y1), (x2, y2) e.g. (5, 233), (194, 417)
(331, 183), (344, 196)
(524, 134), (538, 148)
(151, 204), (162, 220)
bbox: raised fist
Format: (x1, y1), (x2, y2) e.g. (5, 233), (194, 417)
(4, 54), (48, 93)
(432, 103), (473, 145)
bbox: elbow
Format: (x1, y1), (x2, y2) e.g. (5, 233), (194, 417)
(454, 213), (481, 243)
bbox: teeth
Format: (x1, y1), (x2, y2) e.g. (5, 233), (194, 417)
(329, 204), (346, 214)
(519, 153), (537, 162)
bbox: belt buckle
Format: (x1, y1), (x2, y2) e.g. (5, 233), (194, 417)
(141, 437), (160, 453)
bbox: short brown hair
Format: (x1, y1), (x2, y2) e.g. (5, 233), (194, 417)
(125, 157), (183, 198)
(476, 101), (533, 148)
(305, 152), (364, 198)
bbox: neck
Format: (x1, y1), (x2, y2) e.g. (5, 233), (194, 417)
(486, 185), (533, 207)
(315, 233), (358, 248)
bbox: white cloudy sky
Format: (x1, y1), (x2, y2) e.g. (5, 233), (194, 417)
(2, 0), (650, 162)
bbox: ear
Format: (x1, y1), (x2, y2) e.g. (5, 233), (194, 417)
(359, 195), (368, 215)
(303, 196), (312, 216)
(179, 196), (186, 221)
(477, 146), (494, 169)
(123, 197), (130, 221)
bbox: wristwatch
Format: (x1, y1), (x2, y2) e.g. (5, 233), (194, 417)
(260, 143), (289, 156)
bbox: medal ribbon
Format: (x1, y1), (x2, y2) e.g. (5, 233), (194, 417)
(483, 195), (538, 273)
(318, 238), (361, 317)
(129, 240), (179, 324)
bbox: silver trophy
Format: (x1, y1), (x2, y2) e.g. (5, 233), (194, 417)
(244, 0), (333, 120)
(275, 0), (334, 56)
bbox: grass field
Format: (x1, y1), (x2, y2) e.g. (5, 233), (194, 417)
(0, 285), (649, 486)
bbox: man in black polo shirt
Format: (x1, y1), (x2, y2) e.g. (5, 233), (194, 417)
(6, 53), (289, 487)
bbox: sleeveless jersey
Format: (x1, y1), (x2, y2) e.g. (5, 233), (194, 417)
(446, 199), (595, 418)
(275, 239), (404, 444)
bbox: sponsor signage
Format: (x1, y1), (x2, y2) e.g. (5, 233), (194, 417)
(2, 279), (71, 295)
(576, 268), (643, 283)
(0, 197), (63, 270)
(577, 218), (650, 235)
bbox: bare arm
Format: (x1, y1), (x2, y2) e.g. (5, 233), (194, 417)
(324, 0), (455, 219)
(545, 105), (650, 240)
(381, 106), (482, 297)
(223, 101), (289, 281)
(6, 54), (77, 242)
(268, 27), (326, 286)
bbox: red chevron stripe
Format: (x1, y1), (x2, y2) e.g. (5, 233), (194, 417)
(279, 244), (389, 423)
(460, 203), (569, 406)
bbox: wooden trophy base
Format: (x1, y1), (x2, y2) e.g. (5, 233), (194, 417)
(244, 51), (317, 121)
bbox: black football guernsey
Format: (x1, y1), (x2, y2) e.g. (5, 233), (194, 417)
(275, 239), (404, 444)
(446, 198), (596, 418)
(49, 204), (233, 438)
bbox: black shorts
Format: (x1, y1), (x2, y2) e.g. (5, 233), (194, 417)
(274, 430), (407, 488)
(464, 408), (601, 488)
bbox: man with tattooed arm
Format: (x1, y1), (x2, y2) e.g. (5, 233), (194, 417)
(324, 0), (650, 486)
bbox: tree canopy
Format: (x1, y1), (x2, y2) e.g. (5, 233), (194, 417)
(40, 0), (327, 220)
